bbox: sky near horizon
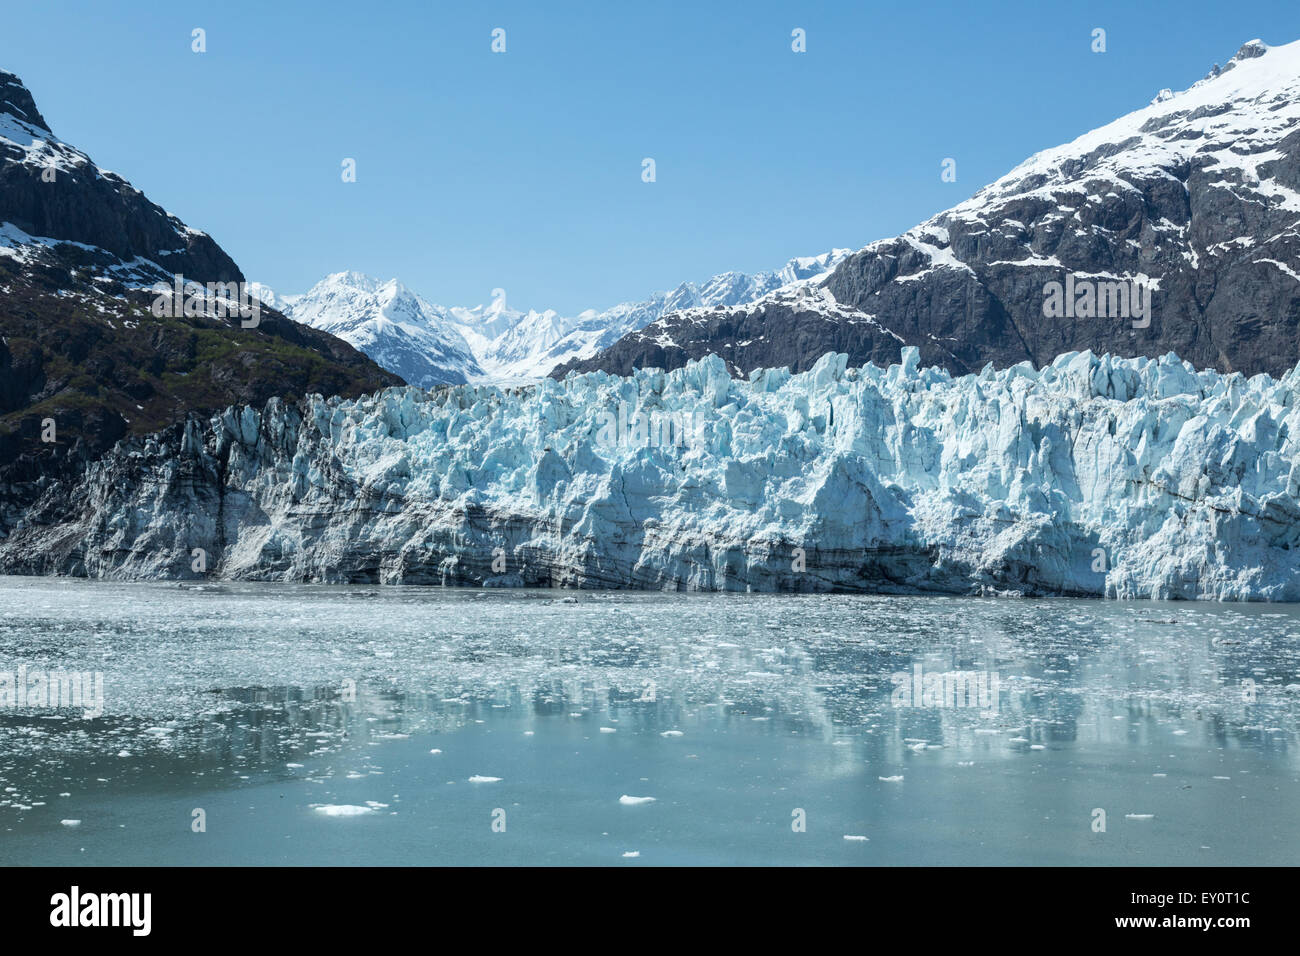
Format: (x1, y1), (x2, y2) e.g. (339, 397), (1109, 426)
(4, 0), (1299, 313)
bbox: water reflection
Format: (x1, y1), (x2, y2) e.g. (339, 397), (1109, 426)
(0, 580), (1297, 863)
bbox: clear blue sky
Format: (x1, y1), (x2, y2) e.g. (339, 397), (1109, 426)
(4, 0), (1297, 312)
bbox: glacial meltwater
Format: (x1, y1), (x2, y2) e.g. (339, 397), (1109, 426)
(0, 576), (1297, 866)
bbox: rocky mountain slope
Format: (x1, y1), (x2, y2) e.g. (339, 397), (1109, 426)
(3, 347), (1297, 601)
(272, 250), (850, 386)
(0, 68), (402, 535)
(561, 39), (1300, 381)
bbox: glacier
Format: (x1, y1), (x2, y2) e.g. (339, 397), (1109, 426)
(4, 347), (1299, 601)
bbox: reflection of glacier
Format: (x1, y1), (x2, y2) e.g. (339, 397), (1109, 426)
(0, 582), (1296, 808)
(882, 610), (1300, 761)
(15, 348), (1300, 601)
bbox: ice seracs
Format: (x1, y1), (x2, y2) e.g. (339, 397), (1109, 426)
(6, 345), (1299, 601)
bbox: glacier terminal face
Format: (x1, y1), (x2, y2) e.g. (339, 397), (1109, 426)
(5, 347), (1299, 600)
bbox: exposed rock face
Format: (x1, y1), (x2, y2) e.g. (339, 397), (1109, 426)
(5, 348), (1298, 601)
(0, 70), (241, 283)
(0, 69), (403, 537)
(551, 285), (910, 380)
(564, 39), (1300, 381)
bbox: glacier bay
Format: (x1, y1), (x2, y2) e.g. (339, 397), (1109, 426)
(4, 346), (1299, 601)
(0, 578), (1297, 866)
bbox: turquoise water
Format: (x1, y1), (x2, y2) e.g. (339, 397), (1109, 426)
(0, 577), (1297, 865)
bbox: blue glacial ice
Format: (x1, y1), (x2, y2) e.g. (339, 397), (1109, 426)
(12, 346), (1300, 600)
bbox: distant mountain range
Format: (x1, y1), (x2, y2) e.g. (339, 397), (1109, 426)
(560, 39), (1300, 380)
(259, 250), (851, 386)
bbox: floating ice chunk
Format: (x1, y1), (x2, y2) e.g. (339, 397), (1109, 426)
(660, 730), (684, 737)
(60, 819), (81, 827)
(843, 835), (870, 841)
(429, 749), (442, 754)
(878, 775), (904, 783)
(286, 762), (304, 768)
(1125, 813), (1155, 820)
(619, 795), (656, 805)
(314, 805), (374, 816)
(469, 775), (502, 783)
(622, 851), (640, 858)
(599, 727), (617, 734)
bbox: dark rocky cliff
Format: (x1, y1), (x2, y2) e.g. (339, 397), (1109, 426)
(0, 69), (402, 537)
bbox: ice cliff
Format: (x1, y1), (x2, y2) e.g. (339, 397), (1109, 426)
(4, 347), (1298, 600)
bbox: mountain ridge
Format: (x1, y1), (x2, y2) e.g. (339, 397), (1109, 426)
(559, 38), (1300, 381)
(269, 249), (852, 386)
(0, 68), (403, 535)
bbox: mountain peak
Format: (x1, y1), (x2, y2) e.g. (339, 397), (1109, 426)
(0, 70), (50, 133)
(1228, 38), (1269, 65)
(1, 64), (246, 284)
(568, 34), (1300, 383)
(322, 270), (385, 291)
(1149, 37), (1290, 106)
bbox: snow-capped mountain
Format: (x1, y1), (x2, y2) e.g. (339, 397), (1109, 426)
(267, 249), (851, 387)
(0, 67), (400, 536)
(565, 38), (1300, 380)
(280, 272), (485, 386)
(0, 70), (241, 288)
